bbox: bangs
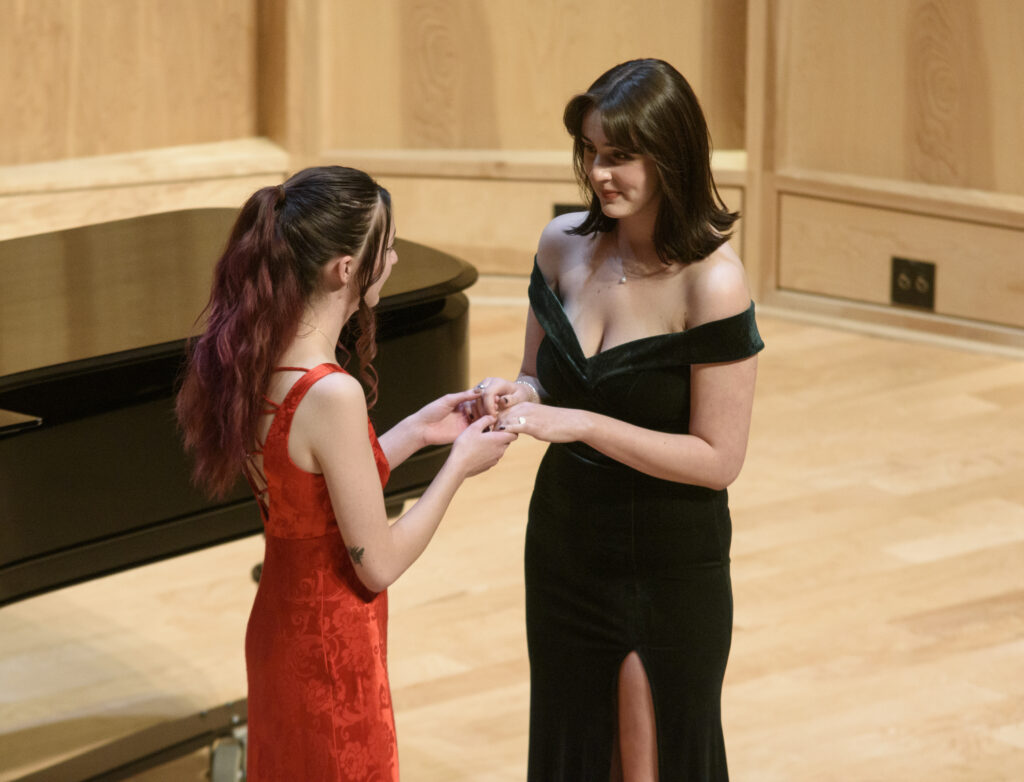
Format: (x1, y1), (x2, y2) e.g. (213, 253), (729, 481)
(561, 58), (738, 261)
(564, 91), (642, 153)
(597, 102), (642, 153)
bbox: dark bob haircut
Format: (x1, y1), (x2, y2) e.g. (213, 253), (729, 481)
(563, 58), (738, 264)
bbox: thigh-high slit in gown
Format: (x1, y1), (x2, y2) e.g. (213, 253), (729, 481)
(524, 261), (764, 781)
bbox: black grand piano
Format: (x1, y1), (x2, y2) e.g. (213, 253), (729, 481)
(0, 210), (477, 780)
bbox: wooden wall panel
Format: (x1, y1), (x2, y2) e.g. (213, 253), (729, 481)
(346, 165), (743, 277)
(0, 0), (258, 166)
(0, 174), (271, 245)
(0, 138), (288, 242)
(721, 186), (745, 260)
(778, 193), (1024, 329)
(320, 0), (746, 152)
(702, 0), (749, 151)
(373, 176), (584, 276)
(774, 0), (1024, 195)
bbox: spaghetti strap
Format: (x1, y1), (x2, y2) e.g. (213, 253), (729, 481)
(254, 363), (389, 487)
(260, 364), (343, 452)
(246, 364), (345, 522)
(258, 367), (317, 416)
(276, 364), (343, 421)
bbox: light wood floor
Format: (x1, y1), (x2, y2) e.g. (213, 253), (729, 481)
(2, 278), (1023, 780)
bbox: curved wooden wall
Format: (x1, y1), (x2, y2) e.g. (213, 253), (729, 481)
(774, 0), (1023, 195)
(0, 0), (287, 246)
(314, 0), (747, 275)
(0, 0), (258, 166)
(0, 0), (1021, 351)
(1, 0), (748, 271)
(746, 0), (1024, 351)
(318, 0), (746, 151)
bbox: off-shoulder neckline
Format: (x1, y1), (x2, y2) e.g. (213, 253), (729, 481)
(530, 259), (754, 363)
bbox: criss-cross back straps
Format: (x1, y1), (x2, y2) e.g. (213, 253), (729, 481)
(245, 365), (323, 522)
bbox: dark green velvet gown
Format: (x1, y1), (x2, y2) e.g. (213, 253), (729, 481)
(524, 260), (764, 781)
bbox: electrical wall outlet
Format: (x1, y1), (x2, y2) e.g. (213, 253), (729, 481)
(891, 257), (936, 310)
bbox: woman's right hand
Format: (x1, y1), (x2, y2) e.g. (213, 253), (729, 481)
(467, 376), (523, 417)
(447, 415), (517, 478)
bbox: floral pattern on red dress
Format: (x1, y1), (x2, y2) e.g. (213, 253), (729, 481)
(246, 365), (397, 781)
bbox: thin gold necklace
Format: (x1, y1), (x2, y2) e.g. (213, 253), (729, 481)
(618, 254), (661, 285)
(300, 321), (336, 350)
(618, 255), (631, 285)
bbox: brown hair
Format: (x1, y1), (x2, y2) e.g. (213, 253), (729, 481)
(564, 58), (738, 264)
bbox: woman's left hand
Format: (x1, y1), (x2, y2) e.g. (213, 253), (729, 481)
(495, 402), (585, 444)
(415, 388), (484, 446)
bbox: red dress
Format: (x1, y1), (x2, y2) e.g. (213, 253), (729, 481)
(244, 364), (398, 781)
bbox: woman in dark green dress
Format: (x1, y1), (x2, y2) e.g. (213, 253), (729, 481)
(474, 59), (763, 781)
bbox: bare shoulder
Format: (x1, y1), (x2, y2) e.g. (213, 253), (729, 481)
(283, 369), (370, 471)
(296, 369), (368, 428)
(684, 241), (752, 328)
(536, 211), (591, 286)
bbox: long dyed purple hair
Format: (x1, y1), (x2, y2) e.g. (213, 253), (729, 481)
(176, 166), (392, 497)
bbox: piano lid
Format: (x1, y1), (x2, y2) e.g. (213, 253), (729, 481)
(0, 407), (41, 435)
(0, 207), (475, 380)
(0, 210), (477, 607)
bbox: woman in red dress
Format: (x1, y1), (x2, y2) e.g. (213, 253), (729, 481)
(176, 166), (515, 781)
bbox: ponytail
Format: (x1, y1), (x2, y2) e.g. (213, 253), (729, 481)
(176, 166), (389, 497)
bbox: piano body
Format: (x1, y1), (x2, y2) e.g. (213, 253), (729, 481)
(0, 210), (477, 780)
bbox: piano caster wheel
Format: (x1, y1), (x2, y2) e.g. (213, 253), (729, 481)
(251, 562), (262, 583)
(210, 731), (246, 781)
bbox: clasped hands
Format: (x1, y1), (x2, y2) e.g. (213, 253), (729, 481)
(458, 377), (581, 444)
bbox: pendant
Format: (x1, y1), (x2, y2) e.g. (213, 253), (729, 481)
(618, 275), (627, 285)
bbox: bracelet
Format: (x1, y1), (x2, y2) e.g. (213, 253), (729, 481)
(515, 378), (541, 403)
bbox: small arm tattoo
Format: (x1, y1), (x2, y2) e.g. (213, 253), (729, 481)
(348, 545), (365, 565)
